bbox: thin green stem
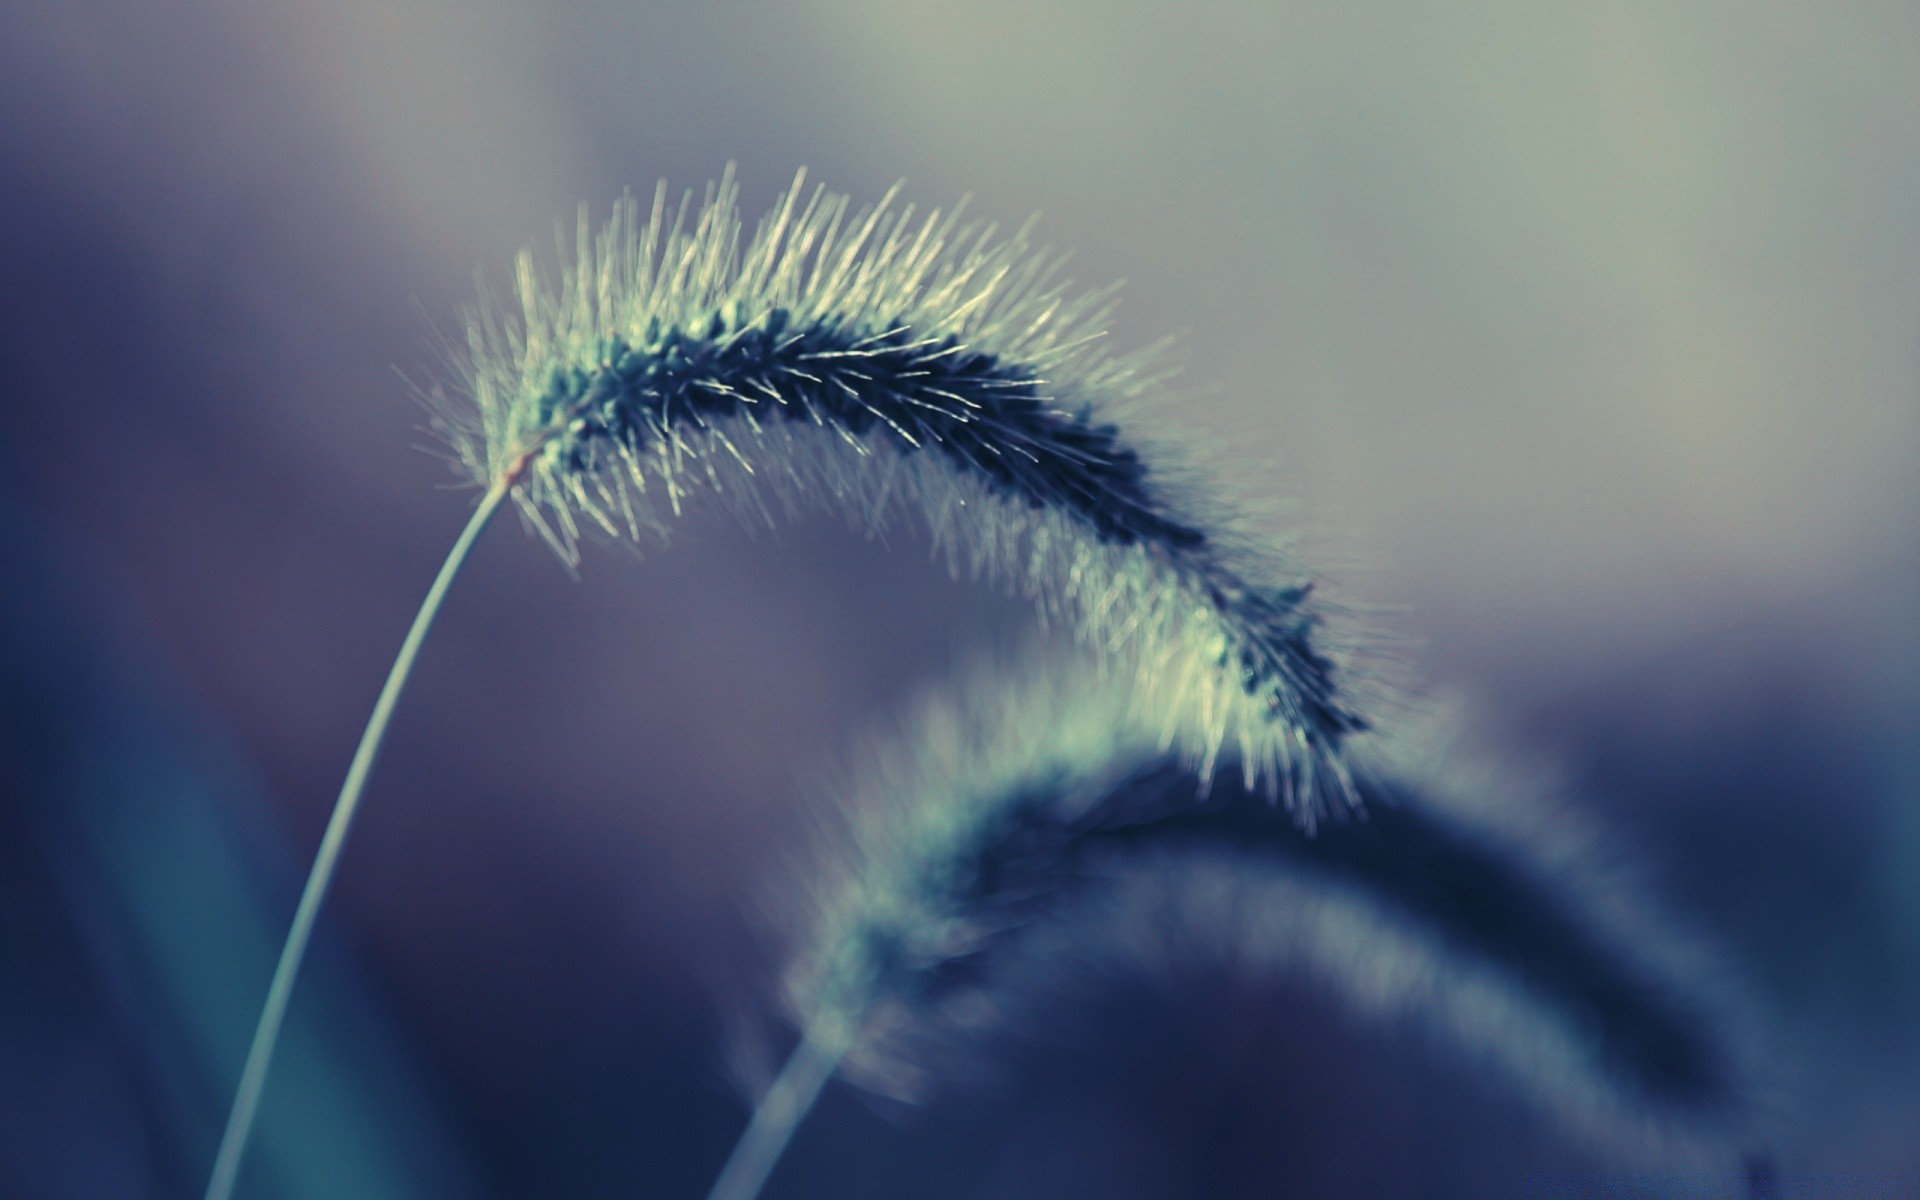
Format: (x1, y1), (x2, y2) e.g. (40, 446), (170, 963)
(204, 478), (512, 1200)
(704, 1021), (853, 1200)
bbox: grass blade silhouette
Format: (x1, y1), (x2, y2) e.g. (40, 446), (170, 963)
(704, 1021), (852, 1200)
(203, 469), (522, 1200)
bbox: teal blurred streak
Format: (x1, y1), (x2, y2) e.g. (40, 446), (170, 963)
(0, 442), (484, 1200)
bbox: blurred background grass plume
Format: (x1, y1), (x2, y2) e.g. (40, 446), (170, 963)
(2, 2), (1916, 1197)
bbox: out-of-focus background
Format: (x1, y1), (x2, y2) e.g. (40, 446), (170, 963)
(3, 3), (1916, 1197)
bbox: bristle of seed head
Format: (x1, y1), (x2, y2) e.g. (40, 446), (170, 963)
(776, 657), (1766, 1169)
(430, 167), (1369, 814)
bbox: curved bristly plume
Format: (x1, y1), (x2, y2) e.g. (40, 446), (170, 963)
(214, 169), (1370, 1200)
(751, 660), (1763, 1191)
(432, 168), (1367, 806)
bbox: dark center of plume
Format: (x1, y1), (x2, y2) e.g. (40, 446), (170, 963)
(535, 309), (1363, 741)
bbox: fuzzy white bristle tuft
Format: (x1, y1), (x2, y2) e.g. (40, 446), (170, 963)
(432, 167), (1371, 815)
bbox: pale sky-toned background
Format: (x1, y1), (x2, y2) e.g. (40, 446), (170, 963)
(4, 3), (1917, 1197)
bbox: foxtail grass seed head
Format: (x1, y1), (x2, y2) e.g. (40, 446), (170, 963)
(432, 168), (1368, 813)
(779, 658), (1767, 1169)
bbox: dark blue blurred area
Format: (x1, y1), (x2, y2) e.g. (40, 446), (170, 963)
(0, 454), (486, 1199)
(3, 2), (1917, 1197)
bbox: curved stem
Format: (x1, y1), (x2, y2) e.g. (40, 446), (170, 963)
(704, 1022), (852, 1200)
(204, 479), (512, 1200)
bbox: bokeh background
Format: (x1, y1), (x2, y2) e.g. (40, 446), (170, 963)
(3, 2), (1917, 1197)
